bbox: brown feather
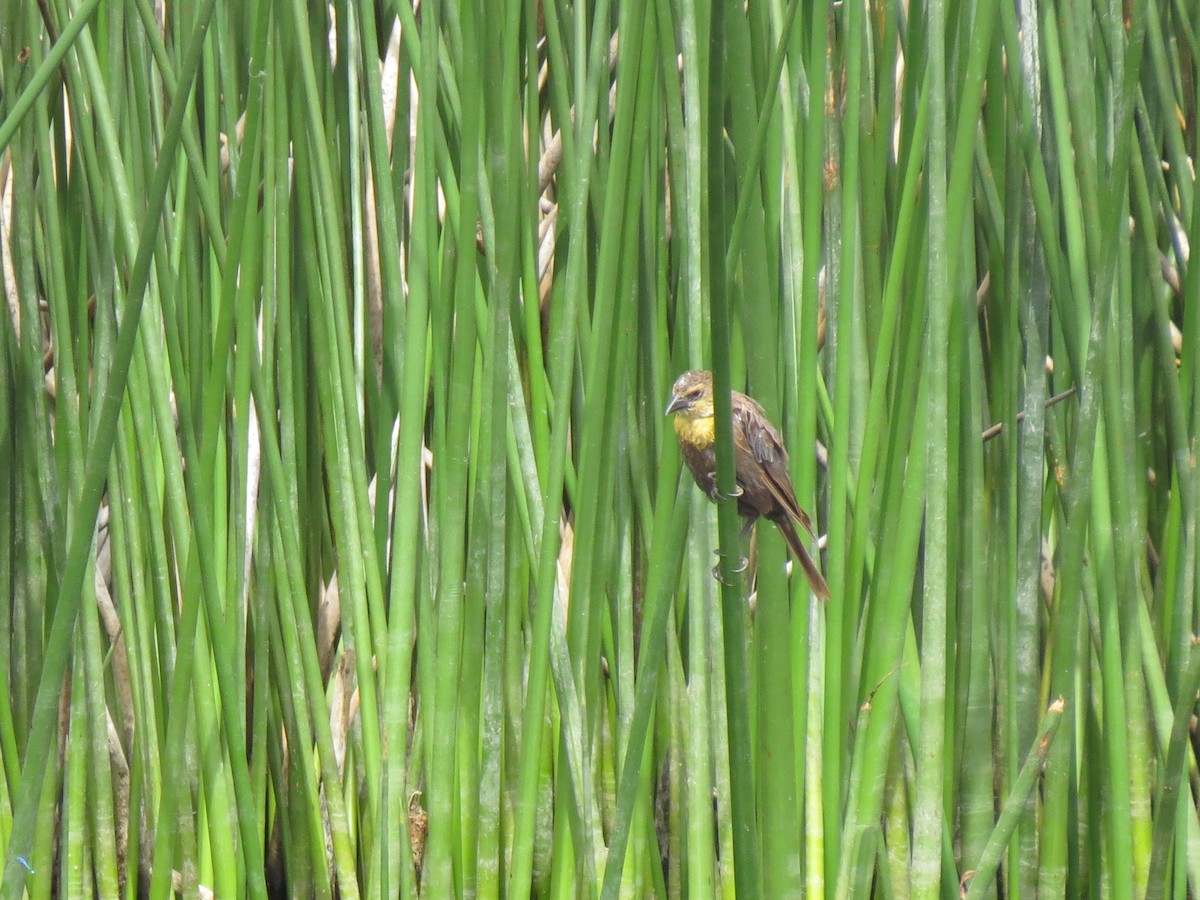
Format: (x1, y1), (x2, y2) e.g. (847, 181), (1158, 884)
(773, 513), (831, 602)
(667, 370), (831, 601)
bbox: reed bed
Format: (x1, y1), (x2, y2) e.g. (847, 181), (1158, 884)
(1, 0), (1198, 896)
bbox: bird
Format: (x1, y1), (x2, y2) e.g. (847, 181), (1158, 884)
(665, 369), (831, 601)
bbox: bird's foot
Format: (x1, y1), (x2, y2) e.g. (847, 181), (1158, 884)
(707, 483), (745, 503)
(711, 550), (749, 583)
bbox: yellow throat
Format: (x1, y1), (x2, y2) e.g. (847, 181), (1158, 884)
(673, 412), (716, 448)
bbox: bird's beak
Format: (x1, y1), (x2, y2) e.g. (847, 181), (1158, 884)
(665, 392), (687, 416)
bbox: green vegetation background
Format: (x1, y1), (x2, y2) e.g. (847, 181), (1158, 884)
(1, 0), (1198, 896)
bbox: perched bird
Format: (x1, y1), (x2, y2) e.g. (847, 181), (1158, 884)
(666, 369), (831, 601)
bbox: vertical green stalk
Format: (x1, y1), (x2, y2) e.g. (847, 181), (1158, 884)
(910, 0), (950, 892)
(507, 0), (613, 889)
(703, 0), (762, 894)
(423, 0), (482, 885)
(380, 0), (438, 891)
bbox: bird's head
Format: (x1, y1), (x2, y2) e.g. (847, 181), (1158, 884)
(665, 370), (715, 421)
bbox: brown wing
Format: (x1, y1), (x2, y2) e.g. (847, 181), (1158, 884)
(731, 391), (816, 539)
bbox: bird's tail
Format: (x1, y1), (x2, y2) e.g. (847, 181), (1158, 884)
(774, 514), (831, 601)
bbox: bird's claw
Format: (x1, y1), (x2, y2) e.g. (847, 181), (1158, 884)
(711, 550), (749, 583)
(707, 483), (744, 503)
(710, 563), (732, 584)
